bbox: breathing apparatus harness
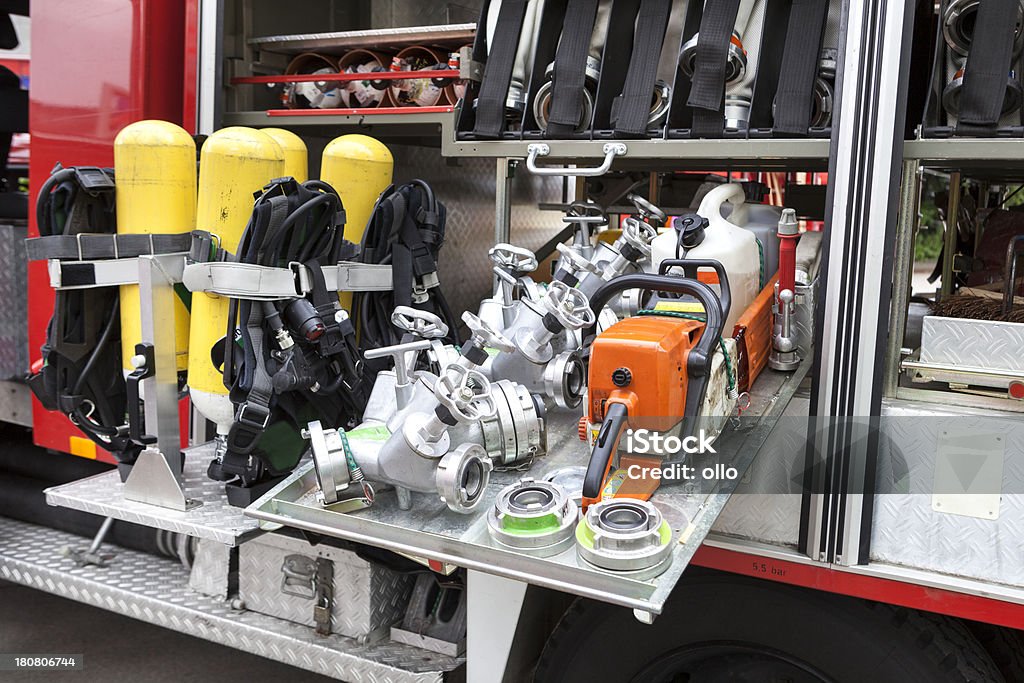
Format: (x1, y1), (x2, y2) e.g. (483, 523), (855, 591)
(27, 166), (149, 465)
(202, 177), (367, 488)
(352, 179), (460, 368)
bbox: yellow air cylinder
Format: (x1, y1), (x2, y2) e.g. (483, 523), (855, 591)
(189, 127), (285, 433)
(320, 135), (393, 310)
(261, 128), (308, 182)
(114, 120), (197, 375)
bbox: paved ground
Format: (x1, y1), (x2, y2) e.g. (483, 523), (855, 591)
(0, 579), (334, 682)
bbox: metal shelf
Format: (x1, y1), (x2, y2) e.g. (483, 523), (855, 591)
(904, 138), (1024, 177)
(443, 137), (832, 169)
(248, 24), (477, 57)
(0, 517), (463, 683)
(223, 106), (831, 169)
(45, 443), (261, 547)
(222, 109), (452, 144)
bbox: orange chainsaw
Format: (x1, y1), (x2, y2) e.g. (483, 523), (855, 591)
(580, 265), (728, 509)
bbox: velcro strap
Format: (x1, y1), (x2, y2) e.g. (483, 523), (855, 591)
(772, 0), (828, 135)
(25, 232), (193, 261)
(183, 261), (394, 299)
(687, 0), (742, 137)
(957, 0), (1019, 130)
(473, 0), (531, 138)
(611, 0), (672, 137)
(545, 0), (601, 137)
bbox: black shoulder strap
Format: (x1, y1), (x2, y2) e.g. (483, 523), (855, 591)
(772, 0), (828, 136)
(687, 0), (742, 138)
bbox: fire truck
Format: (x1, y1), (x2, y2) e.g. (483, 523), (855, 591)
(2, 1), (1024, 681)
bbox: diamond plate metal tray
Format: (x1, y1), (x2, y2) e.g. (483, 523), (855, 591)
(0, 517), (462, 683)
(44, 443), (261, 546)
(248, 362), (810, 615)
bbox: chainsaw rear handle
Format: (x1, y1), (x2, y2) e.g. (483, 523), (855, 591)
(657, 258), (732, 324)
(585, 273), (725, 380)
(582, 401), (630, 503)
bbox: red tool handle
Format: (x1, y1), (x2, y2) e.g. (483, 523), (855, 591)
(778, 232), (798, 298)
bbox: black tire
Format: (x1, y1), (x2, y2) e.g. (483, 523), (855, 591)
(535, 570), (1003, 683)
(965, 621), (1024, 682)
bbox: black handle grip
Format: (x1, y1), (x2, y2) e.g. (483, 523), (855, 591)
(582, 401), (630, 500)
(585, 273), (725, 380)
(126, 343), (157, 446)
(657, 258), (732, 324)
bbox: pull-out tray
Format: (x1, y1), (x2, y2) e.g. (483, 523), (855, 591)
(247, 361), (810, 615)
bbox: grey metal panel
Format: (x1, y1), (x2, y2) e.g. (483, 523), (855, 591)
(711, 397), (812, 548)
(45, 443), (262, 546)
(239, 532), (413, 640)
(0, 517), (462, 682)
(871, 399), (1024, 587)
(189, 538), (233, 600)
(0, 379), (32, 427)
(919, 316), (1024, 372)
(0, 223), (28, 379)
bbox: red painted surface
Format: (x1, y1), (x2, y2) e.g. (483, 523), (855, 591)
(692, 545), (1024, 630)
(28, 0), (193, 461)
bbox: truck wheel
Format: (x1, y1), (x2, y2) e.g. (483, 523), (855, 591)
(535, 570), (1003, 683)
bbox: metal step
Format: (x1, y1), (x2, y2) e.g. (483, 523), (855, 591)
(0, 517), (464, 683)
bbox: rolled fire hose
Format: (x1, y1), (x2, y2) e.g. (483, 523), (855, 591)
(336, 49), (391, 108)
(485, 0), (546, 120)
(284, 52), (343, 109)
(944, 0), (1024, 61)
(388, 45), (455, 107)
(681, 0), (766, 132)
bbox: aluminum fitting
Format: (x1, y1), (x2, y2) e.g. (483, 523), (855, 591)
(575, 499), (674, 578)
(436, 443), (493, 514)
(307, 420), (351, 505)
(533, 57), (601, 133)
(487, 478), (577, 556)
(481, 379), (547, 466)
(679, 30), (747, 85)
(943, 0), (1024, 60)
(943, 67), (1023, 119)
(542, 351), (585, 410)
(724, 95), (752, 132)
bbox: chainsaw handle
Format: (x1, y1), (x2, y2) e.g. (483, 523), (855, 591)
(657, 259), (732, 324)
(582, 401), (629, 504)
(585, 273), (724, 379)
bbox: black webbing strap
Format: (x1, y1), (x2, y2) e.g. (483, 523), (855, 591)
(226, 195), (291, 456)
(772, 0), (828, 135)
(26, 232), (193, 261)
(610, 0), (673, 137)
(473, 0), (531, 138)
(545, 0), (601, 136)
(687, 0), (742, 138)
(956, 0), (1018, 132)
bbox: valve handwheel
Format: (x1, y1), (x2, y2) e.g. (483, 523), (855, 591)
(626, 192), (667, 227)
(556, 243), (600, 276)
(462, 311), (515, 353)
(435, 364), (497, 423)
(489, 244), (539, 276)
(391, 306), (449, 340)
(622, 217), (657, 258)
(545, 281), (597, 330)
